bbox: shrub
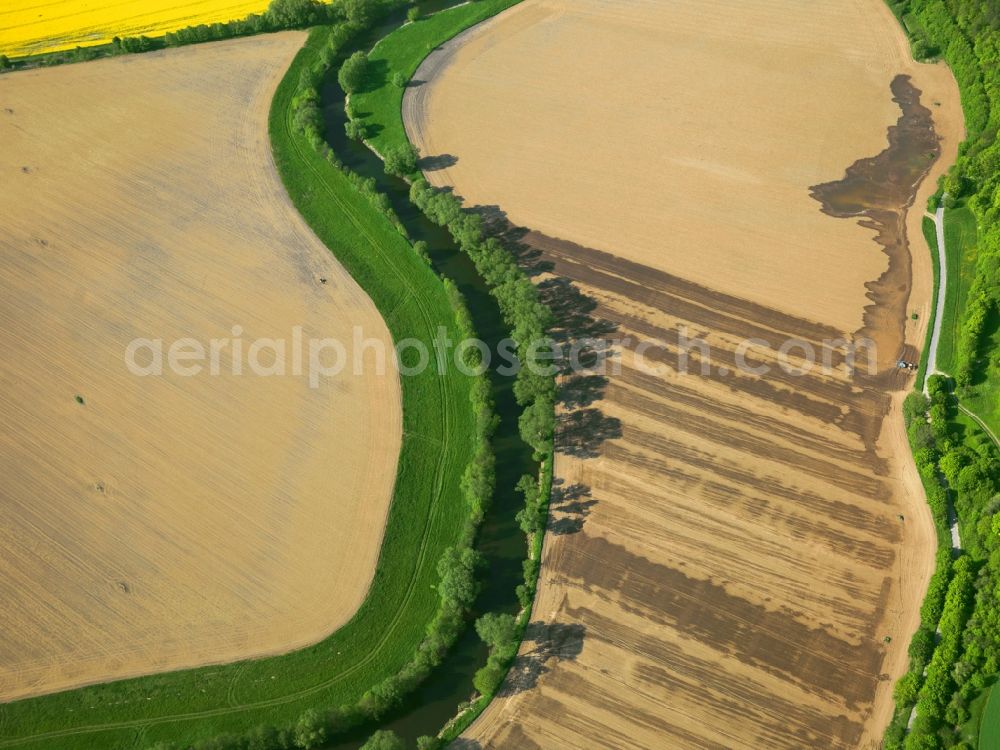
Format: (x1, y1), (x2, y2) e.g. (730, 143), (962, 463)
(293, 708), (327, 749)
(473, 662), (506, 696)
(476, 612), (518, 650)
(265, 0), (333, 28)
(360, 730), (405, 750)
(343, 0), (379, 26)
(345, 118), (368, 140)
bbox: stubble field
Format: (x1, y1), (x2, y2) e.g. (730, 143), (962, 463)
(0, 32), (401, 703)
(405, 0), (964, 746)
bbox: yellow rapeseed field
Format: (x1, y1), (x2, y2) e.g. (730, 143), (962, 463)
(0, 0), (270, 58)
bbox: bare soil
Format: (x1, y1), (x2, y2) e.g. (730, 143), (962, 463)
(405, 0), (964, 746)
(0, 33), (401, 702)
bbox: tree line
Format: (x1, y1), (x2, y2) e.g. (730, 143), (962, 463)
(884, 376), (1000, 748)
(890, 0), (1000, 392)
(882, 4), (1000, 746)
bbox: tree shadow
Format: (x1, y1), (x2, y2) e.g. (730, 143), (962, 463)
(538, 276), (619, 346)
(547, 479), (596, 535)
(499, 621), (586, 696)
(556, 408), (622, 459)
(463, 203), (622, 459)
(472, 204), (553, 277)
(362, 58), (390, 93)
(559, 373), (608, 410)
(418, 153), (458, 171)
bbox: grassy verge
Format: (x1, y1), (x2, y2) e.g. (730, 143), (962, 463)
(937, 204), (978, 374)
(916, 214), (940, 389)
(351, 0), (521, 162)
(0, 26), (479, 750)
(980, 684), (1000, 748)
(961, 323), (1000, 442)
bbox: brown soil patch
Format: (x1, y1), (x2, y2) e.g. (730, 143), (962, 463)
(406, 0), (964, 747)
(0, 33), (401, 701)
(811, 74), (942, 375)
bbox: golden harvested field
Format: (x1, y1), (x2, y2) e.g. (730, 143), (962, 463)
(405, 0), (964, 747)
(0, 0), (268, 58)
(0, 32), (401, 702)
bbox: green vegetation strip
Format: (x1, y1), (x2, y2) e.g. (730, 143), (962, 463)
(937, 205), (979, 376)
(915, 215), (940, 390)
(883, 2), (1000, 747)
(0, 16), (486, 750)
(345, 2), (567, 742)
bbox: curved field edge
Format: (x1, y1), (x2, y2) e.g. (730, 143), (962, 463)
(0, 29), (478, 750)
(351, 0), (523, 162)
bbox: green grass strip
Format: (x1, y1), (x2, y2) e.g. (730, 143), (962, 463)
(352, 0), (522, 161)
(915, 214), (940, 390)
(937, 204), (978, 374)
(0, 28), (477, 750)
(980, 683), (1000, 749)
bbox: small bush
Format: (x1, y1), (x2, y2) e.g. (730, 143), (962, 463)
(360, 729), (405, 750)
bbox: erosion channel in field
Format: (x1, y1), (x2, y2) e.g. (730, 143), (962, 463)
(811, 74), (942, 378)
(317, 13), (537, 747)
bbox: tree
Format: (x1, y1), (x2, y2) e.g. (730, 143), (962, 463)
(360, 730), (405, 750)
(519, 395), (555, 452)
(247, 725), (287, 750)
(266, 0), (326, 28)
(345, 118), (368, 140)
(416, 737), (443, 750)
(407, 7), (421, 22)
(476, 612), (518, 649)
(893, 671), (920, 704)
(384, 143), (419, 176)
(339, 51), (369, 94)
(360, 674), (404, 717)
(392, 71), (407, 88)
(473, 662), (506, 695)
(343, 0), (378, 26)
(293, 707), (327, 749)
(0, 55), (11, 71)
(436, 546), (480, 606)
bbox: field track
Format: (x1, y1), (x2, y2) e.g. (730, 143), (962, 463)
(0, 32), (402, 703)
(403, 0), (966, 746)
